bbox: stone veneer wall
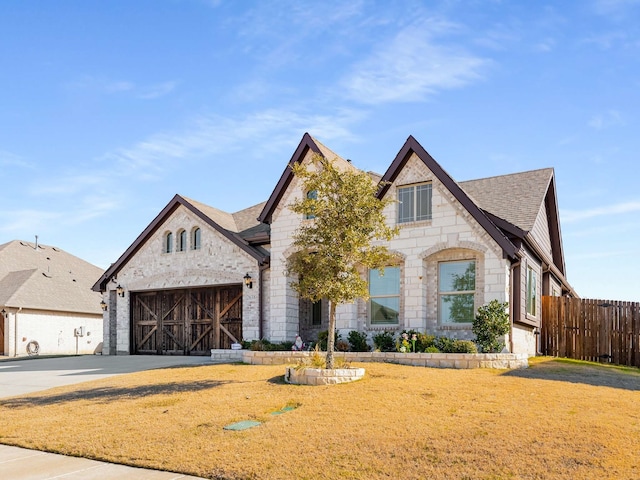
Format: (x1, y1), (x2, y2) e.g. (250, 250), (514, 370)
(210, 349), (529, 369)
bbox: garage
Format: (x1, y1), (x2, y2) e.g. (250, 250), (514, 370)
(131, 285), (242, 355)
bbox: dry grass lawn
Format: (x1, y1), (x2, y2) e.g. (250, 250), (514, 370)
(0, 357), (639, 480)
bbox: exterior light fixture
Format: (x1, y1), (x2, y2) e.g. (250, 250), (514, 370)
(100, 300), (108, 311)
(116, 284), (125, 297)
(1, 308), (5, 316)
(243, 273), (253, 289)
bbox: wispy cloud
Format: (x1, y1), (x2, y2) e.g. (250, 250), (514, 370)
(534, 37), (556, 52)
(0, 150), (32, 169)
(592, 0), (640, 17)
(562, 200), (640, 223)
(66, 75), (176, 99)
(138, 81), (178, 99)
(588, 109), (625, 129)
(99, 108), (361, 175)
(341, 18), (488, 105)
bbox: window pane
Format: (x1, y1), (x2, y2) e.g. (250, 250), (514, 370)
(439, 261), (475, 292)
(527, 268), (537, 315)
(192, 228), (201, 250)
(165, 233), (173, 253)
(440, 294), (474, 323)
(369, 267), (400, 296)
(370, 297), (400, 324)
(397, 187), (414, 223)
(415, 184), (432, 221)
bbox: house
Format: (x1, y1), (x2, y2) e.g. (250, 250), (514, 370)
(0, 240), (104, 356)
(93, 134), (575, 356)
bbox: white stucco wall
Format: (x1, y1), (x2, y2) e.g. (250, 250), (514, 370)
(3, 309), (102, 357)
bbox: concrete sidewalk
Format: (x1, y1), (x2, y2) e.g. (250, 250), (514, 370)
(0, 444), (207, 479)
(0, 355), (215, 479)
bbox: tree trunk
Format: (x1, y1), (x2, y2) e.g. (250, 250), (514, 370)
(326, 300), (336, 369)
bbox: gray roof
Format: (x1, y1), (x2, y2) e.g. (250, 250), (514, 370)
(0, 240), (103, 314)
(460, 168), (554, 233)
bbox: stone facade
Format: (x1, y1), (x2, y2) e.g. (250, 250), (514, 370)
(101, 205), (262, 354)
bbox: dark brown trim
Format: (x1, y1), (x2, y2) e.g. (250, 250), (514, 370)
(257, 132), (323, 224)
(377, 136), (519, 261)
(545, 176), (566, 276)
(92, 194), (267, 292)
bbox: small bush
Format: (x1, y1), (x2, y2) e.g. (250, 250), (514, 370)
(347, 331), (371, 352)
(425, 346), (440, 353)
(336, 340), (350, 352)
(473, 300), (510, 353)
(244, 339), (294, 351)
(400, 330), (436, 352)
(435, 336), (455, 353)
(451, 339), (478, 354)
(373, 331), (395, 352)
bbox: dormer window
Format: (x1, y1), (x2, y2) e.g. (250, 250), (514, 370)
(398, 183), (432, 223)
(305, 190), (318, 220)
(177, 229), (187, 252)
(164, 232), (173, 254)
(191, 227), (201, 250)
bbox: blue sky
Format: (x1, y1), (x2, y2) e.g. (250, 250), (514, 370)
(1, 0), (638, 301)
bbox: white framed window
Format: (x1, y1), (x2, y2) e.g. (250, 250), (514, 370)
(438, 260), (476, 323)
(398, 183), (432, 223)
(526, 266), (537, 316)
(177, 229), (187, 252)
(164, 232), (173, 254)
(191, 227), (201, 250)
(369, 266), (400, 324)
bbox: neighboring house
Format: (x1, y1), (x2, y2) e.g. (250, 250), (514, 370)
(94, 134), (576, 356)
(0, 240), (104, 356)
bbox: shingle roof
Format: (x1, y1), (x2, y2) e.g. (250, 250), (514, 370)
(0, 240), (103, 314)
(459, 168), (554, 233)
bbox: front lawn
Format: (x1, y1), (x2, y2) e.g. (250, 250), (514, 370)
(0, 358), (638, 479)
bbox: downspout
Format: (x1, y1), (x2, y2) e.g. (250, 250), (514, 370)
(258, 262), (268, 340)
(509, 255), (522, 354)
(14, 307), (22, 357)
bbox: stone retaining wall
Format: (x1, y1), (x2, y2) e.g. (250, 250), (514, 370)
(211, 350), (529, 369)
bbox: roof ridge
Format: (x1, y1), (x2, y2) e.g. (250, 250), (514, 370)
(460, 167), (554, 184)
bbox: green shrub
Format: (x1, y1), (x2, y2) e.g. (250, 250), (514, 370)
(425, 346), (440, 353)
(451, 339), (478, 354)
(434, 336), (455, 353)
(473, 300), (510, 353)
(373, 331), (395, 352)
(347, 330), (371, 352)
(244, 339), (294, 351)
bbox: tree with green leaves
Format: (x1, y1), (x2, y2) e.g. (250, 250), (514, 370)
(286, 153), (398, 369)
(472, 299), (510, 353)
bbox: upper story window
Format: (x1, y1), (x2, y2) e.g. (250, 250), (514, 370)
(164, 232), (173, 254)
(438, 260), (475, 324)
(191, 227), (201, 250)
(398, 183), (432, 223)
(305, 190), (318, 220)
(177, 229), (187, 252)
(369, 266), (400, 325)
(526, 266), (538, 316)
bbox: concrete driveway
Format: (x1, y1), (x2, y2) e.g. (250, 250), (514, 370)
(0, 354), (212, 399)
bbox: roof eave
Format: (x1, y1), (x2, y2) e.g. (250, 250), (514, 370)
(257, 133), (323, 224)
(92, 194), (266, 292)
(378, 136), (519, 261)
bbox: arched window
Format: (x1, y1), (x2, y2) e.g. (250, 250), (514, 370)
(305, 190), (317, 219)
(164, 232), (173, 254)
(177, 229), (187, 252)
(191, 227), (201, 250)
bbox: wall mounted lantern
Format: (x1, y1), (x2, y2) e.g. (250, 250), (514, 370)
(100, 300), (108, 311)
(116, 284), (125, 297)
(1, 308), (5, 316)
(243, 273), (253, 289)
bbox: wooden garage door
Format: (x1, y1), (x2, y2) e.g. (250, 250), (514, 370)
(131, 285), (242, 355)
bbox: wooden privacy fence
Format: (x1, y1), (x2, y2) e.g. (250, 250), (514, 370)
(541, 296), (640, 367)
